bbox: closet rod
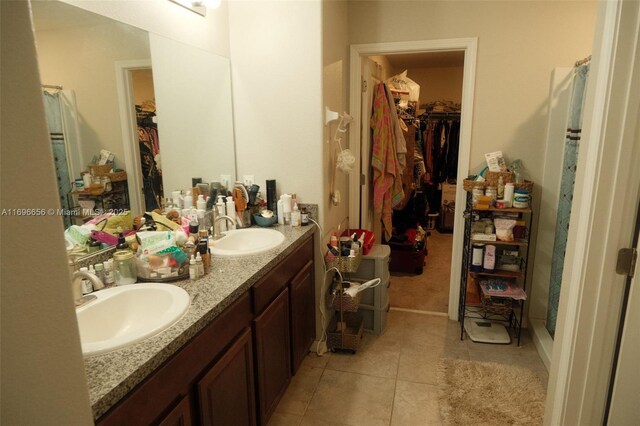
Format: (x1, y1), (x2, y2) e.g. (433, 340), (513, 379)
(42, 84), (63, 90)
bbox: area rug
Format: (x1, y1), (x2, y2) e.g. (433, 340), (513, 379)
(438, 358), (546, 425)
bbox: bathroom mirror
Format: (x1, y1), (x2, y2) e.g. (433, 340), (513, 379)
(31, 1), (236, 256)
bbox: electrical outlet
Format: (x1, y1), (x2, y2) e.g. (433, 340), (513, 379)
(243, 175), (254, 187)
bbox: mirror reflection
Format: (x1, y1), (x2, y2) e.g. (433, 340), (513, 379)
(31, 1), (236, 257)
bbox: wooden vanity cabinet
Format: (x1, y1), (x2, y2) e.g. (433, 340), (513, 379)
(251, 236), (315, 425)
(97, 235), (315, 426)
(198, 327), (256, 426)
(289, 260), (315, 374)
(97, 293), (253, 426)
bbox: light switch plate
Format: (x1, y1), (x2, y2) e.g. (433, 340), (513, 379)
(243, 175), (254, 187)
(220, 174), (231, 189)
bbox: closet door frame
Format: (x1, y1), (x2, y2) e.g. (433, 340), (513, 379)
(348, 38), (478, 322)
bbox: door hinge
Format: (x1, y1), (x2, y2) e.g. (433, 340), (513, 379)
(360, 173), (365, 186)
(616, 248), (637, 278)
(362, 79), (367, 93)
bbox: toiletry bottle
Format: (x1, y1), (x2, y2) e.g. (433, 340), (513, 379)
(290, 194), (301, 227)
(282, 194), (292, 225)
(189, 255), (197, 280)
(103, 260), (115, 285)
(182, 190), (193, 210)
(226, 196), (236, 229)
(497, 176), (505, 200)
(196, 252), (204, 278)
(197, 194), (207, 211)
(113, 251), (137, 285)
(277, 199), (285, 225)
(88, 237), (101, 253)
(217, 195), (227, 232)
(189, 219), (199, 242)
(301, 207), (309, 226)
(79, 267), (93, 294)
(116, 233), (129, 250)
(94, 263), (105, 283)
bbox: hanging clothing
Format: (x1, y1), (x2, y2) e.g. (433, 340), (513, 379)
(384, 84), (407, 175)
(371, 83), (404, 240)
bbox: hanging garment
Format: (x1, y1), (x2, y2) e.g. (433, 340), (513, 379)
(432, 119), (450, 184)
(446, 119), (460, 180)
(384, 84), (407, 175)
(371, 83), (404, 240)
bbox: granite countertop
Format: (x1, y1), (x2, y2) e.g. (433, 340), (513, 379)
(85, 224), (316, 420)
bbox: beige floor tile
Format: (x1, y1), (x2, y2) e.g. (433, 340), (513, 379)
(304, 369), (395, 426)
(325, 332), (400, 378)
(299, 416), (352, 426)
(276, 366), (324, 416)
(268, 412), (303, 426)
(391, 380), (442, 426)
(303, 351), (332, 369)
(398, 345), (469, 385)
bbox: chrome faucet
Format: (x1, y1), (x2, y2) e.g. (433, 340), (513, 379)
(71, 270), (104, 307)
(213, 215), (236, 240)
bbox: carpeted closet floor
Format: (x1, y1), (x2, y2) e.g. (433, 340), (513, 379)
(388, 230), (454, 314)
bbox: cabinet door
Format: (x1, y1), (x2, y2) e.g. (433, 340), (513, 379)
(289, 260), (315, 374)
(197, 327), (256, 426)
(157, 395), (192, 426)
(253, 288), (291, 425)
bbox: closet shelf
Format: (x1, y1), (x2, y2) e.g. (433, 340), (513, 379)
(470, 239), (528, 247)
(472, 207), (532, 214)
(470, 270), (524, 279)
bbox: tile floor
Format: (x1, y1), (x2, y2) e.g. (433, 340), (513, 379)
(268, 310), (548, 426)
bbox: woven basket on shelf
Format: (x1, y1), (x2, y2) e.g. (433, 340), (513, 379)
(481, 295), (514, 316)
(463, 178), (534, 194)
(88, 164), (113, 176)
(107, 171), (127, 182)
(326, 290), (362, 313)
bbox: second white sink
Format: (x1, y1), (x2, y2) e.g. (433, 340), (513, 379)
(211, 228), (285, 257)
(76, 283), (190, 357)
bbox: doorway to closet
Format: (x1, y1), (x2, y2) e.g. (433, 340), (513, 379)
(364, 51), (464, 314)
(349, 38), (477, 320)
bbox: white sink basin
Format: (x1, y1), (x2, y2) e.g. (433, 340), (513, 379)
(211, 228), (285, 257)
(76, 283), (190, 356)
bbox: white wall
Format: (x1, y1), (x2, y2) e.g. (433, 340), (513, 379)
(35, 20), (151, 172)
(228, 0), (323, 212)
(1, 1), (93, 423)
(348, 0), (597, 186)
(408, 66), (464, 106)
(63, 0), (230, 58)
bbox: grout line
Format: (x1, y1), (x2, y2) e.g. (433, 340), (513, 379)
(390, 306), (448, 317)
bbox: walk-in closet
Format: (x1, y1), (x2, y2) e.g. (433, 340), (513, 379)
(366, 51), (464, 314)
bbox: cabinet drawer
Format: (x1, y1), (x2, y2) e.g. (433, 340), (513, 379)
(252, 237), (313, 314)
(358, 302), (390, 335)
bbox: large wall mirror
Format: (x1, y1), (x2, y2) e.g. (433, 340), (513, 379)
(31, 0), (236, 255)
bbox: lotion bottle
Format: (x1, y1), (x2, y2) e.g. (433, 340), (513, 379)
(197, 194), (207, 211)
(290, 194), (301, 227)
(189, 255), (196, 280)
(216, 195), (227, 232)
(226, 197), (236, 229)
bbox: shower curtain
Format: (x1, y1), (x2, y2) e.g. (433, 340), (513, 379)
(43, 91), (73, 228)
(546, 62), (590, 337)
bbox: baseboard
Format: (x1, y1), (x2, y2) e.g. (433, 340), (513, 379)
(390, 306), (448, 317)
(530, 318), (553, 371)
